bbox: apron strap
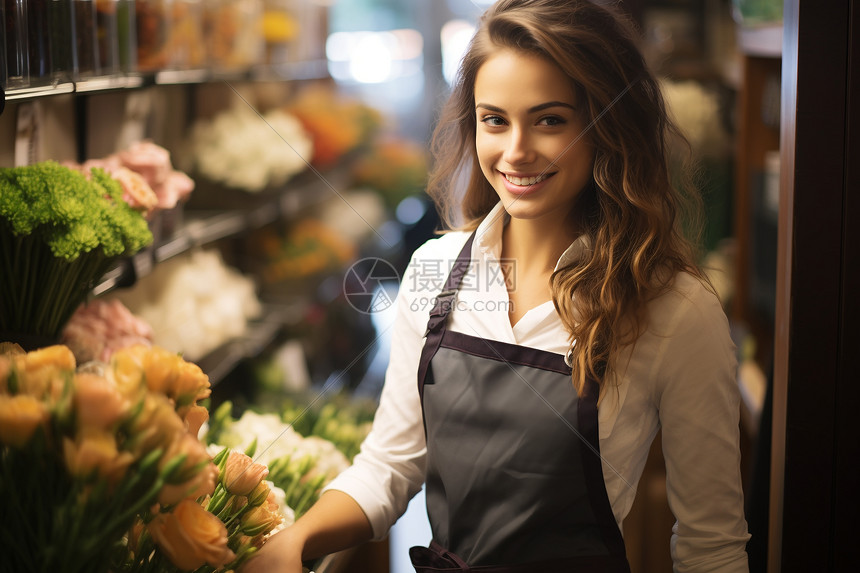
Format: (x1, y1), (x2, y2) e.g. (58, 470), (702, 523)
(417, 232), (476, 401)
(578, 377), (628, 557)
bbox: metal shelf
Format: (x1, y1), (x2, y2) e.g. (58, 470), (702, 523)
(2, 60), (330, 104)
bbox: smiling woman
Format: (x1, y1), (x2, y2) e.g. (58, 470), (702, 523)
(240, 2), (751, 572)
(473, 49), (595, 235)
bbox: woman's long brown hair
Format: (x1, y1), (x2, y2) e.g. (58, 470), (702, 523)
(426, 0), (709, 396)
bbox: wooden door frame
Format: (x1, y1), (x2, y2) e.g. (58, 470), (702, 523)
(770, 1), (859, 571)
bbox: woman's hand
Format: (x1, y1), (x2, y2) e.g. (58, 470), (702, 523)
(239, 528), (305, 573)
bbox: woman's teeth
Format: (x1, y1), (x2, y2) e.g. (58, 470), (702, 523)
(504, 173), (550, 186)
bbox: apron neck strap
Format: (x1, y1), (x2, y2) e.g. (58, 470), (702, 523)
(424, 232), (476, 336)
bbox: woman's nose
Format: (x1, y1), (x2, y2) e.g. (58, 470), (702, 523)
(502, 127), (534, 164)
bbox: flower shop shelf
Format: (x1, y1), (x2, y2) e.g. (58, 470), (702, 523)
(93, 177), (332, 297)
(196, 301), (308, 386)
(2, 60), (330, 104)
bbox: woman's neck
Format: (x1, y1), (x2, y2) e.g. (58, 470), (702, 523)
(501, 215), (577, 276)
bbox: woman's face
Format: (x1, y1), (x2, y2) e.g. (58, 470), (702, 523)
(474, 48), (594, 228)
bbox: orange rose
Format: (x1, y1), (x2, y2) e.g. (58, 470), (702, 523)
(141, 345), (182, 396)
(158, 432), (217, 505)
(108, 345), (147, 398)
(223, 451), (269, 496)
(158, 461), (218, 506)
(240, 492), (283, 537)
(0, 394), (48, 448)
(63, 432), (134, 484)
(126, 393), (185, 456)
(183, 404), (209, 437)
(73, 373), (129, 432)
(173, 360), (211, 407)
(148, 499), (236, 571)
(13, 345), (76, 400)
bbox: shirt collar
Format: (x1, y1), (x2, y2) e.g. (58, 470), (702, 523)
(473, 201), (591, 270)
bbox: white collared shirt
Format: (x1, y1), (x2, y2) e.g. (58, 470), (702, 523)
(325, 202), (750, 572)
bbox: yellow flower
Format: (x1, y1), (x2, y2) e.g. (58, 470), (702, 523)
(0, 394), (48, 448)
(12, 345), (76, 401)
(172, 360), (211, 407)
(63, 432), (134, 485)
(148, 499), (236, 571)
(107, 345), (147, 398)
(73, 372), (129, 432)
(223, 451), (269, 496)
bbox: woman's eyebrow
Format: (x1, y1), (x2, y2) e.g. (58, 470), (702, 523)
(475, 101), (577, 113)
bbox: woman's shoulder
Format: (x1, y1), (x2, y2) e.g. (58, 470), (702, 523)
(407, 230), (473, 263)
(645, 271), (729, 336)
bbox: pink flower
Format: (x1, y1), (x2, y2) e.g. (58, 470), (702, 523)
(110, 166), (159, 215)
(61, 300), (153, 364)
(153, 170), (195, 209)
(117, 140), (172, 188)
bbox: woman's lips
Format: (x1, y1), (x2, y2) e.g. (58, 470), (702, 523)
(500, 170), (556, 195)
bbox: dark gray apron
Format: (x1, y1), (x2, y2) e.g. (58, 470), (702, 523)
(410, 233), (630, 573)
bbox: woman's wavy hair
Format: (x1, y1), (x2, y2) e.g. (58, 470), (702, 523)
(426, 0), (709, 396)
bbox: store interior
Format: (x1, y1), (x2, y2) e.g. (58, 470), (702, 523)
(1, 0), (791, 572)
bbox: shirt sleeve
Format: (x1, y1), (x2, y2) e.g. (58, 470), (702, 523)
(652, 281), (751, 572)
(322, 244), (435, 540)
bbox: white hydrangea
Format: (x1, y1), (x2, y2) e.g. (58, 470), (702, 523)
(188, 106), (314, 192)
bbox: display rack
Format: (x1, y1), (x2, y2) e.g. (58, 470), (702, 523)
(2, 60), (330, 104)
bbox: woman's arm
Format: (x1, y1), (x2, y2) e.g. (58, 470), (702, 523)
(653, 278), (751, 573)
(240, 490), (373, 573)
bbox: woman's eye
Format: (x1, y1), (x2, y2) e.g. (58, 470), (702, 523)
(480, 115), (506, 127)
(538, 116), (565, 126)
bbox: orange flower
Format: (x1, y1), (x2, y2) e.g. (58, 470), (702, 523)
(0, 394), (48, 448)
(158, 432), (218, 505)
(73, 373), (129, 432)
(63, 432), (134, 484)
(184, 404), (209, 437)
(172, 360), (211, 407)
(223, 451), (269, 496)
(126, 393), (185, 457)
(158, 461), (219, 506)
(13, 345), (76, 400)
(108, 345), (147, 398)
(148, 499), (236, 571)
(240, 491), (283, 537)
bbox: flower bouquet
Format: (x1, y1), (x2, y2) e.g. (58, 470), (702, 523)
(0, 162), (153, 346)
(0, 343), (286, 573)
(206, 404), (354, 519)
